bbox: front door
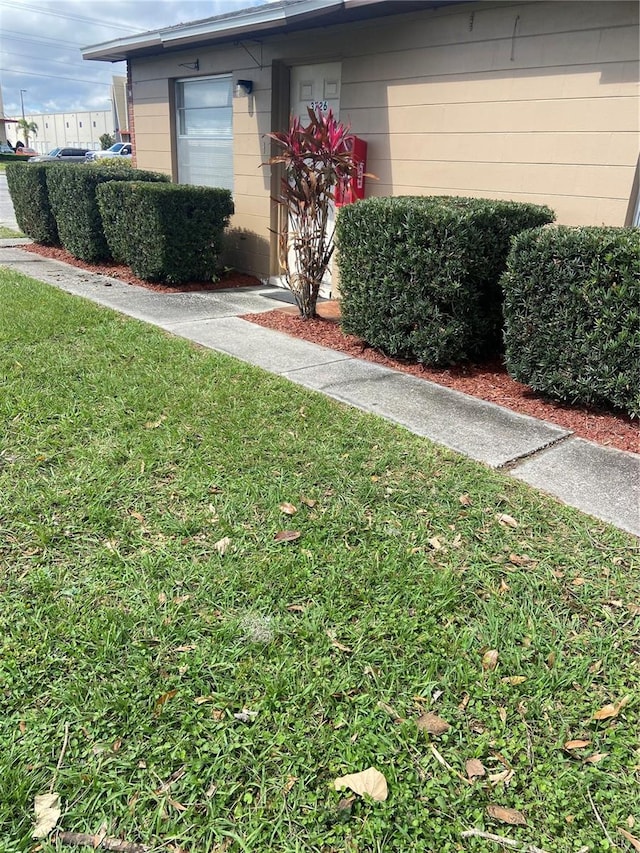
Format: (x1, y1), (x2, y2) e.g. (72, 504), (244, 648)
(271, 63), (342, 297)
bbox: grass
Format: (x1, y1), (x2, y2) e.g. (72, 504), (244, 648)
(0, 269), (638, 852)
(0, 225), (24, 238)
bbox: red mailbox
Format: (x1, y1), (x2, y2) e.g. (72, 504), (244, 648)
(335, 136), (367, 207)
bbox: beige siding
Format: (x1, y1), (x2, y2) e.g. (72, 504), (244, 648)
(130, 0), (639, 277)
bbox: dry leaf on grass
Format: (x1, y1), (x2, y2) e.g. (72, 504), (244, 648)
(153, 689), (177, 716)
(501, 676), (527, 685)
(466, 758), (486, 780)
(585, 752), (609, 764)
(488, 768), (515, 786)
(564, 739), (591, 750)
(497, 513), (518, 528)
(301, 496), (317, 507)
(333, 767), (388, 801)
(274, 530), (301, 543)
(233, 708), (258, 723)
(428, 536), (443, 550)
(459, 493), (472, 507)
(619, 828), (640, 851)
(279, 502), (297, 515)
(593, 695), (630, 720)
(32, 792), (61, 839)
(416, 712), (451, 735)
(482, 649), (499, 671)
(214, 537), (231, 555)
(486, 804), (527, 826)
(144, 415), (166, 429)
(326, 631), (352, 653)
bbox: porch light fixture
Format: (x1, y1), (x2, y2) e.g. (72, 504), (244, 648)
(235, 79), (253, 97)
(178, 60), (199, 71)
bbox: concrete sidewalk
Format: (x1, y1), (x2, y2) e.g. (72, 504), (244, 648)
(1, 239), (638, 536)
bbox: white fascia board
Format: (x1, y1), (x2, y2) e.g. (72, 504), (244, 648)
(83, 0), (342, 62)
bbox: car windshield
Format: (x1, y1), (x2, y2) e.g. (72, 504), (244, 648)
(109, 143), (125, 153)
(47, 148), (61, 156)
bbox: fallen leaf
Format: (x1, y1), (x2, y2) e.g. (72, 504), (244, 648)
(572, 577), (586, 586)
(564, 739), (591, 750)
(482, 649), (499, 671)
(279, 502), (297, 515)
(233, 708), (258, 723)
(327, 631), (352, 653)
(274, 530), (301, 543)
(19, 720), (26, 734)
(301, 496), (317, 508)
(158, 592), (167, 605)
(593, 696), (630, 720)
(195, 696), (214, 705)
(508, 553), (531, 566)
(333, 767), (388, 802)
(144, 415), (166, 429)
(619, 829), (640, 851)
(154, 689), (178, 715)
(498, 707), (507, 725)
(130, 511), (145, 523)
(416, 712), (451, 735)
(466, 758), (486, 779)
(459, 493), (472, 507)
(377, 701), (403, 722)
(173, 644), (196, 653)
(214, 536), (231, 555)
(167, 797), (187, 812)
(585, 752), (609, 764)
(501, 676), (527, 685)
(498, 579), (510, 595)
(428, 536), (443, 550)
(283, 775), (298, 794)
(173, 595), (190, 605)
(205, 782), (217, 798)
(489, 768), (515, 786)
(286, 603), (306, 613)
(211, 709), (225, 721)
(112, 738), (122, 752)
(497, 513), (518, 528)
(32, 792), (61, 839)
(486, 804), (527, 825)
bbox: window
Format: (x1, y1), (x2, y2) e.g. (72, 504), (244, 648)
(79, 121), (83, 128)
(175, 75), (233, 190)
(66, 122), (69, 128)
(93, 121), (96, 128)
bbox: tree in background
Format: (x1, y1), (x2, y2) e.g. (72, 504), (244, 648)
(99, 133), (115, 150)
(16, 119), (38, 147)
(267, 109), (357, 319)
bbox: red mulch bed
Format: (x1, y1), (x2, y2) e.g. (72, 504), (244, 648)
(242, 309), (639, 455)
(18, 242), (638, 454)
(20, 243), (261, 292)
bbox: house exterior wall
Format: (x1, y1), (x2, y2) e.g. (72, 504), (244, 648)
(128, 0), (639, 279)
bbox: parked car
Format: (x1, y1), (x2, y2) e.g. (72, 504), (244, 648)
(14, 147), (37, 156)
(0, 142), (15, 154)
(28, 147), (91, 163)
(85, 143), (132, 161)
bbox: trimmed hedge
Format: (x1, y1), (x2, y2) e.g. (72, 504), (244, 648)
(96, 181), (234, 283)
(46, 164), (170, 262)
(5, 162), (59, 244)
(336, 196), (555, 365)
(502, 226), (640, 417)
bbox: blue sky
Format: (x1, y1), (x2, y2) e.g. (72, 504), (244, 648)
(0, 0), (264, 116)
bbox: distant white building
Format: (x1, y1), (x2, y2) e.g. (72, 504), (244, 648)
(4, 76), (131, 153)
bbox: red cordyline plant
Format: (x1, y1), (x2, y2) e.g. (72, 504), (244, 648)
(267, 108), (357, 319)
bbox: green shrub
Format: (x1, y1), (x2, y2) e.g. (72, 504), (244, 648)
(5, 162), (59, 244)
(335, 196), (555, 365)
(502, 226), (640, 417)
(45, 164), (169, 262)
(0, 153), (25, 164)
(96, 182), (234, 283)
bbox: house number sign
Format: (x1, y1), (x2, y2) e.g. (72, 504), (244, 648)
(309, 100), (329, 112)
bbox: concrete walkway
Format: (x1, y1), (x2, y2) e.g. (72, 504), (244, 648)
(1, 238), (638, 536)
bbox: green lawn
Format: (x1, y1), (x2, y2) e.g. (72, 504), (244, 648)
(1, 269), (638, 852)
(0, 225), (24, 238)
